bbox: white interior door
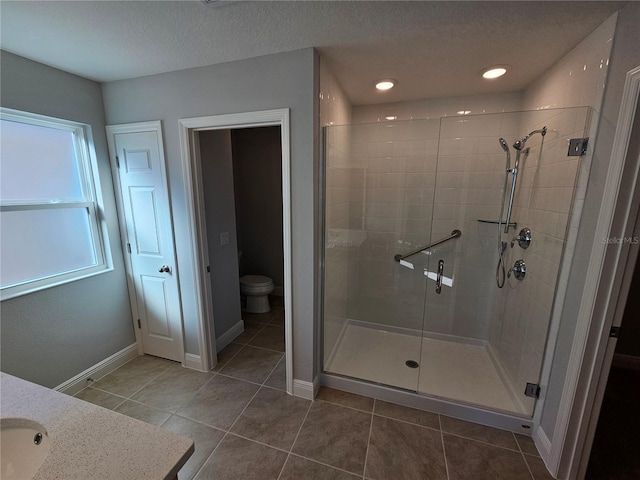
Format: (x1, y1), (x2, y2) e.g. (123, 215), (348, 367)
(107, 122), (184, 362)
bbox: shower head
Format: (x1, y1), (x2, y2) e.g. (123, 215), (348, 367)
(499, 138), (509, 152)
(513, 126), (547, 151)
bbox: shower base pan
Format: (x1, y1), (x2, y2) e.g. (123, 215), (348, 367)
(324, 321), (528, 416)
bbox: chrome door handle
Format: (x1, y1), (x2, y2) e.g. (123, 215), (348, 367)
(158, 265), (171, 273)
(435, 260), (444, 294)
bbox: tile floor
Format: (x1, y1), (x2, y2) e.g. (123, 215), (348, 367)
(75, 303), (552, 480)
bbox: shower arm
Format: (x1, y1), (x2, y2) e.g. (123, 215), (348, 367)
(394, 229), (462, 262)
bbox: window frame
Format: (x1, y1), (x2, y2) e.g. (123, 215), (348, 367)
(0, 107), (113, 300)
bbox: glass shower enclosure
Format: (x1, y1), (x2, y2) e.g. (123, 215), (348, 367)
(322, 107), (590, 417)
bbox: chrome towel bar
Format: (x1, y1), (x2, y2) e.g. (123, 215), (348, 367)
(394, 229), (462, 262)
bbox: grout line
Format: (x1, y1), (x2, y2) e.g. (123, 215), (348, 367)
(441, 431), (523, 454)
(229, 342), (285, 355)
(191, 430), (230, 479)
(215, 344), (245, 370)
(314, 397), (374, 414)
(171, 373), (218, 417)
(89, 362), (173, 402)
(277, 400), (314, 480)
(78, 385), (130, 402)
(225, 385), (264, 434)
(187, 382), (267, 478)
(361, 399), (375, 479)
(215, 370), (280, 388)
(262, 354), (286, 387)
(439, 415), (451, 480)
(513, 432), (537, 480)
(288, 452), (363, 478)
(260, 383), (288, 394)
(247, 343), (287, 354)
(276, 455), (291, 480)
(372, 411), (441, 433)
(225, 431), (291, 454)
(169, 412), (228, 433)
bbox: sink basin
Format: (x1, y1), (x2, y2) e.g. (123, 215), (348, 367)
(1, 418), (51, 479)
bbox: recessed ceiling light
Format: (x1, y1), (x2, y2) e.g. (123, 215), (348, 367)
(482, 66), (509, 79)
(385, 115), (398, 120)
(375, 79), (397, 91)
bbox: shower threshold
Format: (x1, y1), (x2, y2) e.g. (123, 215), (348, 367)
(325, 321), (527, 416)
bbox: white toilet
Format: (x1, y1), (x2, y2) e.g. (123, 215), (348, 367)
(239, 275), (274, 313)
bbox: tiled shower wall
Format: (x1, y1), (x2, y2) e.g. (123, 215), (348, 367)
(349, 92), (526, 339)
(425, 112), (525, 340)
(346, 119), (439, 331)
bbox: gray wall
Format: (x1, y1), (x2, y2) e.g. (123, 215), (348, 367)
(0, 51), (135, 388)
(232, 127), (284, 288)
(102, 49), (316, 382)
(199, 129), (242, 341)
(540, 1), (640, 438)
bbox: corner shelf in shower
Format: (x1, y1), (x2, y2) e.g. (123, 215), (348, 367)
(477, 219), (517, 229)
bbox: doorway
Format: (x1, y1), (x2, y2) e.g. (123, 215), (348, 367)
(585, 254), (640, 479)
(197, 125), (284, 359)
(178, 109), (293, 394)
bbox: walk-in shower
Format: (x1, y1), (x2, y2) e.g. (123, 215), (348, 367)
(321, 107), (590, 422)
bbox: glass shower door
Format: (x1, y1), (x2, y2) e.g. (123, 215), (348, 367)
(322, 119), (439, 391)
(417, 112), (517, 412)
(417, 108), (591, 416)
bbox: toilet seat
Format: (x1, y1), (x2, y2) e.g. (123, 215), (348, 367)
(240, 275), (273, 287)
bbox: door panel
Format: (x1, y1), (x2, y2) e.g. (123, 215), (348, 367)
(110, 126), (183, 362)
(129, 187), (162, 255)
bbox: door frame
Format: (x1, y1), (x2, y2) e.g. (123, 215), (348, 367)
(546, 65), (640, 478)
(106, 120), (186, 363)
(178, 109), (293, 394)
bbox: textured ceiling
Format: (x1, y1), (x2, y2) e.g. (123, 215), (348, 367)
(0, 1), (625, 105)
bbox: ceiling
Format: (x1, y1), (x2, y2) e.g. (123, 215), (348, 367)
(0, 1), (625, 105)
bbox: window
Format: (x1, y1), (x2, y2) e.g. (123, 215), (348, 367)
(0, 108), (111, 300)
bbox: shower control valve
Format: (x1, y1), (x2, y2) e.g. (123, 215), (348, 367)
(508, 259), (526, 281)
(511, 227), (532, 249)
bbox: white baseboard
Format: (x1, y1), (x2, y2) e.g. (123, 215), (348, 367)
(534, 425), (554, 474)
(184, 353), (206, 371)
(55, 343), (139, 396)
(215, 320), (244, 352)
(612, 353), (640, 371)
(293, 378), (318, 400)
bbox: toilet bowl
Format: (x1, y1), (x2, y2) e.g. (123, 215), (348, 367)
(240, 275), (274, 313)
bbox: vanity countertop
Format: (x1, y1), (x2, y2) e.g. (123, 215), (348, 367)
(1, 372), (194, 480)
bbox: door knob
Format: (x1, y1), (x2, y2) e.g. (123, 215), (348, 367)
(158, 265), (171, 273)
